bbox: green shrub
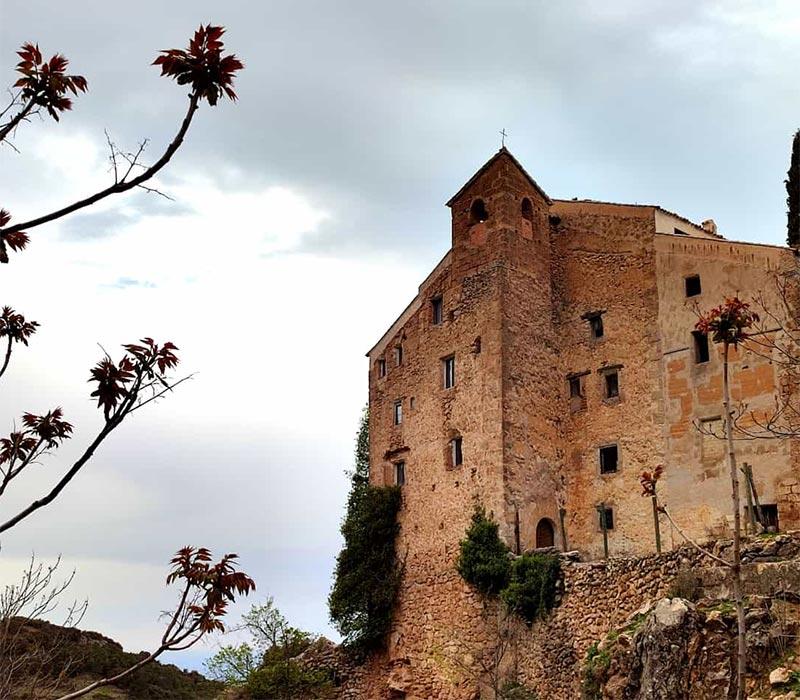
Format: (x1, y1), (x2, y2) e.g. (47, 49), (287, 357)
(329, 483), (401, 656)
(456, 506), (511, 595)
(581, 641), (611, 700)
(500, 553), (560, 624)
(246, 660), (333, 699)
(329, 412), (402, 658)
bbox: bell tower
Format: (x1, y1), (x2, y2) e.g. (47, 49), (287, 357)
(446, 149), (564, 552)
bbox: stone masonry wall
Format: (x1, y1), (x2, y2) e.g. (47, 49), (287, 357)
(335, 534), (800, 699)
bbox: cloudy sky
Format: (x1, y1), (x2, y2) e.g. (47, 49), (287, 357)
(1, 0), (800, 673)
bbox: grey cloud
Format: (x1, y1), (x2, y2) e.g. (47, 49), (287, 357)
(8, 0), (795, 260)
(60, 193), (194, 241)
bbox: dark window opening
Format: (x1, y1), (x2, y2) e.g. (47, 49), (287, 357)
(393, 400), (403, 426)
(443, 355), (456, 389)
(450, 436), (463, 467)
(470, 198), (489, 224)
(589, 315), (604, 339)
(599, 506), (614, 530)
(745, 503), (779, 532)
(599, 444), (618, 474)
(394, 345), (403, 366)
(674, 227), (689, 236)
(693, 331), (710, 364)
(431, 296), (443, 325)
(604, 371), (619, 399)
(377, 358), (386, 378)
(521, 197), (534, 222)
(569, 374), (587, 412)
(685, 275), (702, 297)
(394, 461), (405, 486)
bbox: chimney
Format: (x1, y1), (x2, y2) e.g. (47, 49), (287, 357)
(701, 219), (718, 236)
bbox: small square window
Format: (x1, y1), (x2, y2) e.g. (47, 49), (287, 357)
(599, 506), (614, 530)
(692, 331), (710, 364)
(431, 296), (443, 325)
(394, 345), (403, 366)
(394, 460), (406, 486)
(604, 371), (619, 399)
(443, 356), (455, 389)
(685, 275), (701, 297)
(450, 436), (463, 467)
(589, 315), (604, 339)
(393, 400), (403, 425)
(599, 444), (618, 474)
(377, 358), (386, 378)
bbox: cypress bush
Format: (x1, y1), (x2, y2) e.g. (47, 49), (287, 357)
(456, 506), (511, 595)
(500, 552), (560, 624)
(329, 408), (402, 657)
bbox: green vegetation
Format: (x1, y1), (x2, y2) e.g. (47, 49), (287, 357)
(456, 506), (561, 624)
(581, 641), (612, 700)
(205, 598), (333, 699)
(500, 679), (540, 699)
(329, 408), (402, 656)
(501, 553), (561, 624)
(456, 506), (512, 595)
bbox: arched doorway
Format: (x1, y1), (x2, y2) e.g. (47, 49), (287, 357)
(536, 518), (555, 549)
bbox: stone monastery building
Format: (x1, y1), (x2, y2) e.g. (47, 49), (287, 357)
(367, 148), (800, 564)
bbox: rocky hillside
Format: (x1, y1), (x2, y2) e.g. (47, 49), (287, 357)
(1, 617), (222, 699)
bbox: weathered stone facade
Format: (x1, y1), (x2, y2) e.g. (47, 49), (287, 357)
(363, 149), (800, 698)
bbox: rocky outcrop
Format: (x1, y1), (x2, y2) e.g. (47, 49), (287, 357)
(583, 596), (798, 700)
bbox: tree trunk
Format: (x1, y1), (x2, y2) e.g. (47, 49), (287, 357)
(722, 340), (746, 700)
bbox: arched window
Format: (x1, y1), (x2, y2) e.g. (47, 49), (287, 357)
(469, 198), (489, 224)
(536, 518), (555, 548)
(521, 197), (533, 222)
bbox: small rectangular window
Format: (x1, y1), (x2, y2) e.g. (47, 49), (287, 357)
(599, 444), (618, 474)
(589, 315), (604, 339)
(692, 331), (710, 364)
(569, 376), (583, 398)
(604, 371), (619, 399)
(443, 355), (455, 389)
(431, 296), (443, 325)
(394, 345), (403, 366)
(394, 460), (405, 486)
(599, 506), (614, 530)
(685, 275), (701, 297)
(450, 437), (463, 467)
(377, 358), (386, 378)
(393, 399), (403, 425)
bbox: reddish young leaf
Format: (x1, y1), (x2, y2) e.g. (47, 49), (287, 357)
(0, 306), (39, 345)
(14, 42), (87, 121)
(153, 25), (243, 106)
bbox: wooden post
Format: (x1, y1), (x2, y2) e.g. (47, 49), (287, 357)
(651, 494), (662, 554)
(596, 503), (609, 560)
(742, 462), (756, 534)
(745, 463), (766, 530)
(559, 507), (568, 552)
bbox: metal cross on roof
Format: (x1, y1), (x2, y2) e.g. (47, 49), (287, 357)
(500, 128), (508, 148)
